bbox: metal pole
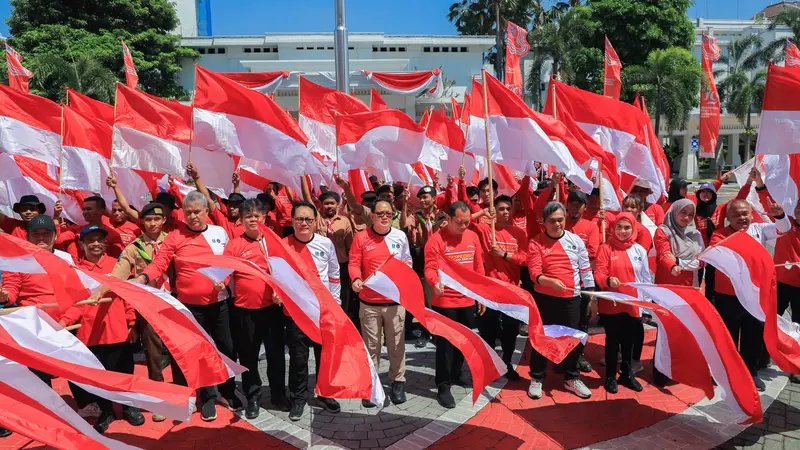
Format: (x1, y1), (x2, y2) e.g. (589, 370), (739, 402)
(334, 0), (350, 93)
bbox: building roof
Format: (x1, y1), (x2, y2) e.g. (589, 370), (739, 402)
(753, 2), (800, 20)
(180, 32), (495, 47)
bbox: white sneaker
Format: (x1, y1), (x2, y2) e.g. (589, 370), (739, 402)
(564, 379), (592, 399)
(78, 403), (101, 418)
(632, 360), (644, 374)
(527, 379), (543, 399)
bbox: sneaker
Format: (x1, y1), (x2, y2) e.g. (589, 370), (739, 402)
(415, 336), (427, 348)
(289, 401), (305, 421)
(94, 411), (115, 434)
(577, 356), (592, 373)
(122, 406), (145, 426)
(78, 403), (102, 418)
(519, 324), (529, 336)
(201, 398), (217, 422)
(245, 399), (260, 420)
(151, 414), (166, 423)
(505, 365), (521, 381)
(604, 377), (618, 394)
(225, 395), (244, 412)
(271, 395), (292, 412)
(564, 379), (592, 399)
(631, 360), (644, 374)
(437, 386), (456, 409)
(317, 396), (341, 413)
(362, 399), (377, 408)
(527, 379), (543, 399)
(0, 428), (10, 438)
(618, 376), (643, 393)
(390, 381), (407, 405)
(753, 375), (766, 392)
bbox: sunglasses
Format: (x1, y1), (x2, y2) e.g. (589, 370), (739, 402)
(293, 217), (315, 223)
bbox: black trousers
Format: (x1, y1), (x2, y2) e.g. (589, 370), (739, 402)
(602, 313), (637, 380)
(715, 293), (764, 375)
(520, 266), (534, 294)
(171, 301), (236, 403)
(778, 282), (800, 323)
(231, 304), (286, 402)
(70, 342), (134, 413)
(286, 316), (321, 402)
(704, 266), (716, 305)
(433, 304), (474, 388)
(529, 294), (582, 381)
(478, 308), (520, 366)
(632, 321), (644, 362)
(339, 263), (359, 331)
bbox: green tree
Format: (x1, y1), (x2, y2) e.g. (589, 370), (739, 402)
(30, 54), (117, 103)
(762, 9), (800, 65)
(716, 35), (765, 161)
(6, 0), (196, 100)
(626, 47), (703, 137)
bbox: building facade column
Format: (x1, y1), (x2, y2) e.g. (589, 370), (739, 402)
(679, 134), (698, 179)
(729, 133), (740, 167)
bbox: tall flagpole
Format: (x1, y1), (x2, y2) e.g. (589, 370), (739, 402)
(334, 0), (350, 93)
(481, 69), (496, 243)
(550, 81), (560, 204)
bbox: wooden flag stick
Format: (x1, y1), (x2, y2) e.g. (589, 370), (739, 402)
(64, 324), (81, 331)
(0, 298), (112, 317)
(481, 69), (496, 243)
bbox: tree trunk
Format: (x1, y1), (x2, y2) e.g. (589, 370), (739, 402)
(495, 2), (503, 81)
(744, 105), (752, 161)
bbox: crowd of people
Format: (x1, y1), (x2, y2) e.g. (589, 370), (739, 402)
(0, 162), (797, 439)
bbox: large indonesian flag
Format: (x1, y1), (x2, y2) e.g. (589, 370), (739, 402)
(603, 36), (622, 100)
(467, 74), (593, 192)
(787, 40), (800, 68)
(219, 71), (290, 94)
(364, 256), (506, 402)
(698, 231), (800, 375)
(427, 109), (474, 180)
(0, 356), (136, 450)
(299, 76), (369, 161)
(757, 64), (800, 156)
(4, 42), (33, 94)
(193, 66), (310, 175)
(761, 153), (800, 215)
(0, 84), (61, 166)
(363, 69), (441, 96)
(634, 94), (671, 193)
(66, 88), (114, 124)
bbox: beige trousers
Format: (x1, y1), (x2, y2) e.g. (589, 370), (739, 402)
(359, 303), (406, 382)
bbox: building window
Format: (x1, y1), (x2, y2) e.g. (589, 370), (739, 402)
(399, 47), (406, 52)
(373, 47), (378, 52)
(442, 47), (449, 52)
(461, 47), (468, 52)
(317, 47), (324, 50)
(327, 46), (333, 50)
(218, 48), (226, 54)
(348, 46), (354, 50)
(254, 48), (261, 53)
(244, 48), (251, 53)
(198, 48), (206, 54)
(296, 47), (303, 50)
(451, 47), (458, 52)
(423, 47), (431, 52)
(433, 47), (440, 52)
(306, 47), (314, 50)
(389, 47), (396, 52)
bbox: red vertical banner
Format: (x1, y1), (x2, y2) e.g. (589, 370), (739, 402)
(786, 40), (800, 68)
(4, 42), (33, 94)
(121, 40), (139, 90)
(603, 36), (622, 99)
(699, 34), (721, 159)
(504, 21), (529, 98)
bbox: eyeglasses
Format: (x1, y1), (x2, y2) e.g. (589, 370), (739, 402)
(293, 217), (315, 223)
(373, 211), (393, 218)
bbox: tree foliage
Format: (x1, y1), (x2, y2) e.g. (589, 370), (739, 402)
(762, 9), (800, 65)
(5, 0), (196, 101)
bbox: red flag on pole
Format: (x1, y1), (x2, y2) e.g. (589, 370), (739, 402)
(4, 42), (33, 94)
(504, 21), (529, 98)
(370, 87), (388, 111)
(699, 34), (721, 159)
(121, 40), (138, 90)
(603, 36), (622, 99)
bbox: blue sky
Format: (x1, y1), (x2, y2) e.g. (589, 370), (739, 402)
(0, 0), (781, 37)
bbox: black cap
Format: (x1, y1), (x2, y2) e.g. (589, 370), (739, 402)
(27, 214), (56, 233)
(14, 195), (45, 214)
(417, 186), (435, 198)
(567, 191), (587, 204)
(361, 191), (377, 204)
(140, 202), (165, 218)
(319, 191), (341, 203)
(79, 225), (109, 241)
(155, 192), (176, 209)
(225, 193), (246, 204)
(376, 184), (394, 196)
(673, 178), (692, 188)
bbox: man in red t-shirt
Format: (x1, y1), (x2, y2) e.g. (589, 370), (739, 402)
(424, 201), (486, 409)
(56, 196), (124, 260)
(107, 199), (142, 247)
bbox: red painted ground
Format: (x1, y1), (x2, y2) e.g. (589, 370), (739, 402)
(429, 330), (706, 450)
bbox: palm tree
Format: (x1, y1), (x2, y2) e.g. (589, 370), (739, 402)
(716, 35), (764, 161)
(625, 47), (703, 137)
(30, 54), (117, 103)
(762, 8), (800, 65)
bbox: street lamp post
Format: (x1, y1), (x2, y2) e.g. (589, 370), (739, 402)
(334, 0), (350, 93)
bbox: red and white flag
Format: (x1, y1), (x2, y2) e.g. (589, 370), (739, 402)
(467, 74), (593, 192)
(426, 109), (474, 180)
(504, 21), (529, 98)
(219, 71), (290, 94)
(61, 106), (112, 193)
(0, 84), (61, 165)
(365, 256), (505, 402)
(761, 153), (800, 215)
(634, 94), (671, 193)
(698, 231), (800, 375)
(66, 88), (115, 125)
(0, 307), (195, 421)
(699, 34), (722, 159)
(757, 64), (800, 156)
(299, 76), (369, 162)
(603, 36), (622, 99)
(363, 69), (441, 96)
(438, 257), (586, 362)
(120, 41), (138, 90)
(193, 66), (310, 175)
(0, 356), (137, 450)
(787, 40), (800, 68)
(4, 42), (33, 94)
(370, 87), (389, 111)
(347, 169), (373, 199)
(629, 284), (763, 424)
(450, 97), (462, 123)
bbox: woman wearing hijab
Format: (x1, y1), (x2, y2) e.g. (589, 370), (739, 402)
(654, 199), (705, 287)
(595, 213), (651, 394)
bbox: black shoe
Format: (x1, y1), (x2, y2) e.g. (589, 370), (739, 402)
(753, 375), (766, 392)
(122, 406), (145, 426)
(289, 401), (305, 421)
(362, 399), (377, 408)
(791, 374), (800, 384)
(245, 399), (260, 420)
(0, 428), (10, 438)
(391, 382), (407, 404)
(226, 395), (244, 412)
(437, 386), (456, 409)
(505, 365), (521, 381)
(415, 336), (428, 348)
(271, 395), (292, 412)
(653, 367), (669, 387)
(453, 374), (471, 388)
(201, 398), (217, 422)
(618, 376), (643, 392)
(577, 356), (592, 373)
(317, 396), (341, 413)
(604, 377), (618, 394)
(94, 411), (115, 434)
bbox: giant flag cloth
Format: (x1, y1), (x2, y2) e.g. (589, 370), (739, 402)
(193, 65), (310, 176)
(761, 153), (800, 215)
(504, 21), (529, 98)
(634, 94), (671, 195)
(4, 42), (33, 94)
(0, 356), (138, 450)
(467, 74), (593, 192)
(698, 231), (800, 375)
(430, 108), (476, 182)
(66, 88), (114, 124)
(603, 36), (622, 100)
(0, 307), (195, 421)
(364, 256), (506, 403)
(220, 71), (290, 94)
(61, 106), (113, 193)
(0, 84), (61, 166)
(699, 34), (722, 159)
(787, 40), (800, 68)
(438, 257), (586, 362)
(363, 69), (441, 96)
(594, 287), (761, 424)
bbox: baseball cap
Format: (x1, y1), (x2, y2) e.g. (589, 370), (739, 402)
(631, 178), (652, 190)
(417, 186), (435, 198)
(79, 225), (109, 241)
(140, 202), (165, 218)
(672, 178), (692, 188)
(695, 182), (716, 194)
(27, 215), (56, 233)
(567, 191), (587, 204)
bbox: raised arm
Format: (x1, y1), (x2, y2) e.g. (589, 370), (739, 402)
(334, 173), (361, 213)
(107, 174), (139, 220)
(186, 162), (217, 213)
